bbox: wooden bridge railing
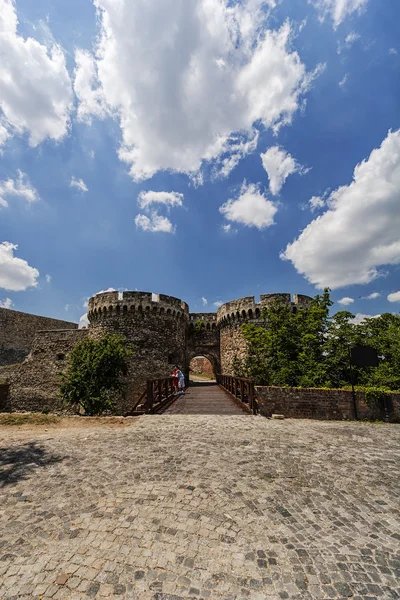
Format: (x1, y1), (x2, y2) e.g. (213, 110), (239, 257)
(133, 377), (176, 414)
(217, 374), (258, 415)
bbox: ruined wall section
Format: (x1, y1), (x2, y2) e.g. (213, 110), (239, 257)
(217, 293), (313, 375)
(88, 291), (189, 408)
(9, 329), (89, 412)
(0, 307), (78, 366)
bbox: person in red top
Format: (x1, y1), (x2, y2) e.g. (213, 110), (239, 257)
(172, 366), (179, 394)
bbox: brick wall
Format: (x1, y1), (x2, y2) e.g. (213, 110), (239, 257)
(0, 383), (10, 412)
(256, 386), (400, 422)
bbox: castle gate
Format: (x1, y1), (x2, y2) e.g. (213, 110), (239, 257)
(187, 313), (220, 377)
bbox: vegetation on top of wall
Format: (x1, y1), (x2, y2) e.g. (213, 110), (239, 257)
(233, 289), (400, 393)
(60, 334), (133, 416)
(194, 320), (206, 334)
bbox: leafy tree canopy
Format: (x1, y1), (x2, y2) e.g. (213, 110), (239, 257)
(234, 289), (400, 391)
(60, 334), (132, 415)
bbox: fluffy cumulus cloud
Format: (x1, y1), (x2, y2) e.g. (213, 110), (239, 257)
(74, 0), (317, 181)
(364, 292), (380, 300)
(338, 297), (354, 306)
(0, 297), (13, 309)
(79, 313), (89, 328)
(201, 297), (208, 307)
(0, 0), (73, 147)
(135, 213), (174, 234)
(312, 0), (368, 28)
(281, 129), (400, 289)
(213, 300), (223, 308)
(135, 190), (183, 233)
(0, 170), (38, 208)
(351, 313), (380, 325)
(0, 241), (39, 291)
(219, 181), (278, 230)
(388, 291), (400, 303)
(70, 177), (88, 193)
(308, 195), (326, 212)
(261, 146), (308, 195)
(137, 191), (183, 210)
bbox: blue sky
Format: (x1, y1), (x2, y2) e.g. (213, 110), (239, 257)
(0, 0), (399, 325)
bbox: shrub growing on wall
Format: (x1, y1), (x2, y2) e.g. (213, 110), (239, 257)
(60, 334), (132, 416)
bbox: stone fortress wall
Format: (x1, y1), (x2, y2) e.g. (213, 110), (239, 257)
(88, 291), (189, 410)
(0, 307), (78, 366)
(217, 293), (313, 374)
(3, 290), (312, 413)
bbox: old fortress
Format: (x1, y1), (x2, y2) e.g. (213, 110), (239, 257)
(0, 290), (312, 413)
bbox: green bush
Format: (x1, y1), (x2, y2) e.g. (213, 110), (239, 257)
(60, 334), (132, 416)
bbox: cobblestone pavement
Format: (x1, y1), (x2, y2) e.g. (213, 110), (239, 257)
(0, 413), (399, 600)
(165, 384), (247, 415)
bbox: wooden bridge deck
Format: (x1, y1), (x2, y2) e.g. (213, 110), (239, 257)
(164, 382), (248, 415)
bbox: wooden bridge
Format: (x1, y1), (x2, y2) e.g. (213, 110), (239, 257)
(130, 375), (258, 415)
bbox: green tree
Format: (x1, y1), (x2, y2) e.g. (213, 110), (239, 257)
(358, 313), (400, 390)
(323, 310), (362, 388)
(60, 334), (132, 415)
(296, 289), (333, 387)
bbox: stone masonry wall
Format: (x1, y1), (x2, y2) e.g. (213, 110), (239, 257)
(0, 307), (78, 366)
(9, 329), (89, 413)
(0, 384), (10, 412)
(190, 357), (214, 376)
(88, 291), (189, 409)
(256, 386), (400, 422)
(217, 293), (313, 375)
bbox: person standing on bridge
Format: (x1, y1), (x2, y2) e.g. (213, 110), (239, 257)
(172, 366), (179, 394)
(177, 367), (185, 394)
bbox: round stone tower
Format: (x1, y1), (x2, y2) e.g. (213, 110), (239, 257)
(87, 291), (189, 408)
(217, 293), (313, 375)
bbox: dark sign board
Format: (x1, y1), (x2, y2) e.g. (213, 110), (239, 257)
(350, 346), (379, 368)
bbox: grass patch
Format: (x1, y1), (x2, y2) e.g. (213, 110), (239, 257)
(0, 413), (61, 426)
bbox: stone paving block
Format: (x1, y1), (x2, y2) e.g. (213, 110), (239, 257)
(0, 411), (399, 599)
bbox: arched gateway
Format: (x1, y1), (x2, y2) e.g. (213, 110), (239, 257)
(4, 290), (312, 413)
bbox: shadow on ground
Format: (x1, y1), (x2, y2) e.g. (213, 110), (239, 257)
(0, 441), (63, 487)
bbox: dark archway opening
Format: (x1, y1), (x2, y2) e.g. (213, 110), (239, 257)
(189, 356), (215, 382)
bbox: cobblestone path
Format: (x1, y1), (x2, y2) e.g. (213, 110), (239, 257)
(0, 417), (399, 600)
(165, 383), (247, 415)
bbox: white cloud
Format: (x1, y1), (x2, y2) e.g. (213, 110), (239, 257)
(389, 48), (398, 56)
(0, 119), (11, 150)
(70, 177), (88, 193)
(74, 49), (108, 123)
(137, 191), (184, 210)
(135, 212), (174, 234)
(351, 313), (380, 325)
(201, 297), (208, 307)
(388, 291), (400, 303)
(79, 313), (89, 328)
(0, 241), (39, 291)
(45, 274), (51, 283)
(220, 181), (278, 230)
(74, 1), (318, 181)
(338, 297), (354, 306)
(309, 195), (326, 211)
(0, 171), (39, 208)
(281, 129), (400, 289)
(339, 73), (349, 87)
(338, 31), (360, 53)
(213, 300), (223, 308)
(95, 287), (116, 295)
(0, 0), (73, 146)
(364, 292), (380, 300)
(64, 304), (69, 312)
(260, 146), (308, 195)
(0, 297), (13, 309)
(312, 0), (368, 28)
